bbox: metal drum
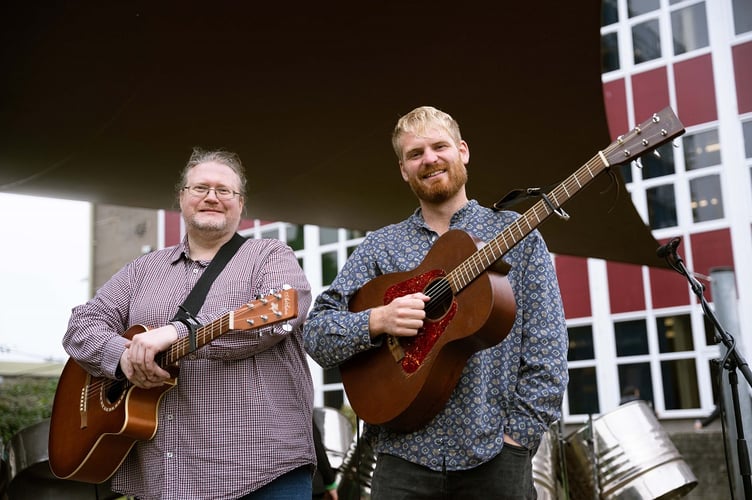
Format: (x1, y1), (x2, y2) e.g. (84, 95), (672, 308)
(565, 400), (697, 499)
(313, 406), (355, 470)
(337, 420), (376, 500)
(532, 424), (562, 500)
(4, 418), (118, 499)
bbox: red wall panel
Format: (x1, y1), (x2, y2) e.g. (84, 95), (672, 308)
(690, 228), (734, 303)
(603, 79), (629, 139)
(607, 261), (646, 313)
(554, 255), (591, 319)
(674, 54), (717, 126)
(733, 41), (752, 114)
(164, 210), (182, 246)
(632, 67), (670, 123)
(649, 236), (691, 308)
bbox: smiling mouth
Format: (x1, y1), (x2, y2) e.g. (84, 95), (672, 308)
(422, 169), (446, 179)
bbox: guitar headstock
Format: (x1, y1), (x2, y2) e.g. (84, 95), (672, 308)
(603, 107), (685, 167)
(232, 287), (298, 331)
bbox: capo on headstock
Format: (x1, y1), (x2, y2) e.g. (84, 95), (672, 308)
(492, 186), (570, 220)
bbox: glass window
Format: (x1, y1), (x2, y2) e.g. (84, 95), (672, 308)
(661, 358), (700, 409)
(615, 319), (649, 356)
(324, 390), (344, 410)
(618, 362), (654, 407)
(568, 367), (600, 414)
(684, 129), (721, 170)
(602, 32), (620, 72)
(568, 325), (595, 361)
(633, 19), (662, 63)
(743, 121), (752, 158)
(621, 163), (633, 184)
(602, 0), (618, 26)
(671, 3), (709, 55)
(657, 314), (694, 352)
(321, 250), (339, 286)
(690, 174), (724, 222)
(324, 366), (341, 384)
(646, 184), (677, 229)
(733, 0), (752, 34)
(286, 224), (305, 250)
(641, 142), (676, 179)
(320, 227), (339, 245)
(628, 0), (659, 17)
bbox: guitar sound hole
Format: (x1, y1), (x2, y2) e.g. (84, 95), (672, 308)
(424, 277), (453, 321)
(105, 380), (125, 404)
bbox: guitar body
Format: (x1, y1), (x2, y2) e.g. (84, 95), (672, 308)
(340, 230), (517, 432)
(48, 325), (176, 484)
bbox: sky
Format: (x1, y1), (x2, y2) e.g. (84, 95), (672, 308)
(0, 193), (91, 364)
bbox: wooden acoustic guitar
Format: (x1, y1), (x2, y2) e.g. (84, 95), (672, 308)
(48, 287), (298, 484)
(341, 107), (685, 432)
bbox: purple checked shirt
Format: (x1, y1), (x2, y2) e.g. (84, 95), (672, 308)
(63, 236), (314, 500)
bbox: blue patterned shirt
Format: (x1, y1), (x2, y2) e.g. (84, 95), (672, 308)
(303, 200), (568, 471)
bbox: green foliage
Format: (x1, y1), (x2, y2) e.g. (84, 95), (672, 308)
(0, 377), (58, 445)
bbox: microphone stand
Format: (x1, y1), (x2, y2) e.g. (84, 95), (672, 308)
(661, 241), (752, 499)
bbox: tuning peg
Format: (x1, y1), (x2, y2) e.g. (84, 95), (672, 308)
(652, 149), (661, 159)
(672, 140), (679, 148)
(632, 159), (643, 169)
(282, 323), (293, 332)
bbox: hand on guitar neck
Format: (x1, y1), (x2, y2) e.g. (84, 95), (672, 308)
(368, 292), (430, 339)
(119, 324), (179, 389)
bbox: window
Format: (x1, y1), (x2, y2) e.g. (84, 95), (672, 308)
(628, 0), (659, 17)
(657, 314), (694, 352)
(690, 174), (724, 222)
(568, 367), (600, 415)
(661, 358), (700, 409)
(602, 32), (620, 72)
(568, 325), (595, 360)
(641, 142), (676, 179)
(684, 129), (721, 171)
(671, 3), (709, 55)
(732, 0), (752, 34)
(615, 319), (649, 356)
(646, 184), (678, 229)
(633, 19), (662, 63)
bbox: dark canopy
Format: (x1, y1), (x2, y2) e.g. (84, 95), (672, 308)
(0, 1), (669, 268)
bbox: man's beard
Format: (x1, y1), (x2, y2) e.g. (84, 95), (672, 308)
(407, 161), (468, 203)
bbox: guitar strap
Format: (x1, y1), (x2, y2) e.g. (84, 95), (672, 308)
(172, 232), (247, 351)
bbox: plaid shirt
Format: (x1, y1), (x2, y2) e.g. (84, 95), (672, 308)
(63, 236), (314, 499)
(303, 200), (568, 471)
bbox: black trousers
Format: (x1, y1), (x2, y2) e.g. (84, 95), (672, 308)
(370, 443), (536, 500)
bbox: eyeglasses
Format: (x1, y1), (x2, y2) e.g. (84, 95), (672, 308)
(182, 185), (241, 200)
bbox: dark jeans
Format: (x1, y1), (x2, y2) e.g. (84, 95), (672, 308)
(370, 443), (536, 500)
(237, 466), (312, 500)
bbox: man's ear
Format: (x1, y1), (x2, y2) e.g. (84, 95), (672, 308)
(399, 161), (409, 181)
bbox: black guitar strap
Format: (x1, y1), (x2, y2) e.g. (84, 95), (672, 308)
(171, 232), (246, 351)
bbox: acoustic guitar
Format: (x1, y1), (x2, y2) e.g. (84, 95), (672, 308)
(341, 107), (685, 432)
(48, 287), (298, 484)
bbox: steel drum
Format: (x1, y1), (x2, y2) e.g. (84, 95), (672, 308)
(565, 400), (697, 499)
(313, 406), (355, 470)
(4, 418), (118, 499)
(532, 423), (563, 500)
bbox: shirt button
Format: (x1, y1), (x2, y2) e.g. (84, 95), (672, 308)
(166, 452), (174, 458)
(193, 269), (199, 274)
(167, 414), (174, 421)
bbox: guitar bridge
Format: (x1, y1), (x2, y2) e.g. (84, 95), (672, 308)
(387, 336), (404, 362)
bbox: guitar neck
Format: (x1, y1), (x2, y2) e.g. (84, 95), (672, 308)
(448, 154), (609, 292)
(447, 106), (685, 292)
(157, 312), (233, 368)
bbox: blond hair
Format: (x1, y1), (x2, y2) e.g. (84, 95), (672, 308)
(391, 106), (462, 159)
